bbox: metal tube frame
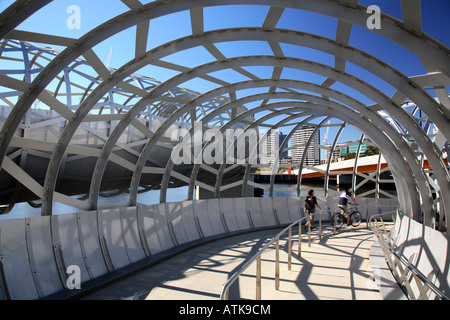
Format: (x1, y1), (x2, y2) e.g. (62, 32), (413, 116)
(0, 1), (448, 232)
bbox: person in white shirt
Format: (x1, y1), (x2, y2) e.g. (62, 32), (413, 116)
(338, 187), (358, 225)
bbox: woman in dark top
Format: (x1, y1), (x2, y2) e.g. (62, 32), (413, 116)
(304, 189), (321, 230)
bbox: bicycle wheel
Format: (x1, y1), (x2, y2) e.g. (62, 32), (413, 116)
(333, 212), (344, 229)
(351, 211), (361, 227)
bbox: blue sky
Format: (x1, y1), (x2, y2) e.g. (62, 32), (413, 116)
(1, 0), (449, 144)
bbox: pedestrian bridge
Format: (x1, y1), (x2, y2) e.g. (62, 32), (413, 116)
(0, 0), (449, 301)
(82, 222), (385, 300)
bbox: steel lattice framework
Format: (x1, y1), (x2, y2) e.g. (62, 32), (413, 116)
(0, 0), (449, 232)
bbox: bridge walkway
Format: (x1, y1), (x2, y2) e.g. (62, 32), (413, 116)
(80, 224), (384, 300)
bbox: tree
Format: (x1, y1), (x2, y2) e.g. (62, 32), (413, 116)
(363, 146), (379, 157)
(342, 152), (356, 160)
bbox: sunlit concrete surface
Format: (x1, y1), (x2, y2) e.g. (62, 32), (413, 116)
(81, 225), (383, 300)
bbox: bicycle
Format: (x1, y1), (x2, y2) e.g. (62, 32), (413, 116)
(333, 203), (362, 229)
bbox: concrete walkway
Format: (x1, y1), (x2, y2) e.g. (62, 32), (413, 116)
(81, 224), (383, 300)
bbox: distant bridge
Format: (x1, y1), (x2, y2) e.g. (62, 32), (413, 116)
(256, 154), (448, 180)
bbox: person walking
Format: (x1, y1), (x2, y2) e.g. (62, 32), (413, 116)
(304, 189), (321, 230)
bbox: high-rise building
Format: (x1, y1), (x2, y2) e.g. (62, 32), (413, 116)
(292, 126), (321, 165)
(259, 130), (287, 165)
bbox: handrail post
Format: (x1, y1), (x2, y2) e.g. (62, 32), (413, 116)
(380, 217), (387, 235)
(275, 238), (280, 290)
(374, 220), (386, 241)
(333, 213), (337, 235)
(288, 228), (292, 270)
(308, 222), (311, 247)
(298, 221), (302, 256)
(319, 212), (322, 240)
(256, 255), (261, 300)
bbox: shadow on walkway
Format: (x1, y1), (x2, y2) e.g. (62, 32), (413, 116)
(81, 225), (382, 300)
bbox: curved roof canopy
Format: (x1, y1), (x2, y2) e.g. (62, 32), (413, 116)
(0, 0), (448, 232)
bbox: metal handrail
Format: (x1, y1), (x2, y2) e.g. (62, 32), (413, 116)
(369, 211), (449, 300)
(220, 209), (326, 300)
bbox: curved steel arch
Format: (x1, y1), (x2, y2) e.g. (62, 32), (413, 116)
(137, 76), (435, 219)
(180, 97), (422, 218)
(215, 100), (420, 215)
(0, 0), (448, 231)
(36, 29), (449, 215)
(323, 123), (348, 197)
(180, 90), (428, 210)
(178, 110), (314, 200)
(1, 0), (449, 170)
(181, 68), (437, 214)
(186, 107), (313, 201)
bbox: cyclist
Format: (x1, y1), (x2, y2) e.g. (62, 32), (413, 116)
(338, 187), (358, 226)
